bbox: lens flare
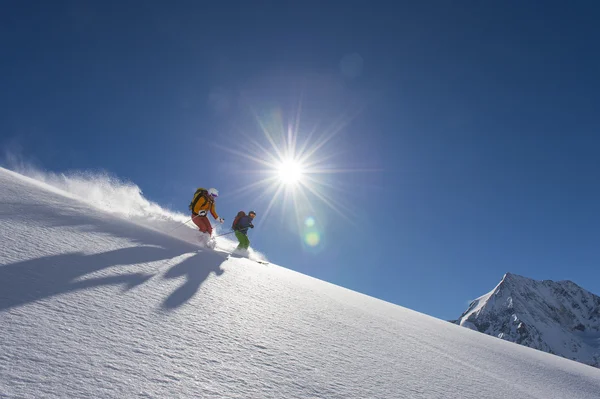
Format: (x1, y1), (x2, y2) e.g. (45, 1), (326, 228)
(305, 216), (315, 227)
(304, 232), (320, 247)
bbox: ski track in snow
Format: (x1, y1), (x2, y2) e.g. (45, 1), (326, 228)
(1, 167), (600, 399)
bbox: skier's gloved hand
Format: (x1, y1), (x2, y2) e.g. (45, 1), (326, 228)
(217, 217), (224, 224)
(249, 224), (254, 228)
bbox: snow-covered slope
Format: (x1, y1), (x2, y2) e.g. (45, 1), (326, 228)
(455, 273), (600, 368)
(1, 167), (600, 399)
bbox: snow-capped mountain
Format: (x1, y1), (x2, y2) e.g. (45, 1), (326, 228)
(455, 272), (600, 368)
(2, 166), (600, 398)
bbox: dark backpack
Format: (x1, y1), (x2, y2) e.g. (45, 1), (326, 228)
(232, 211), (246, 230)
(189, 188), (209, 212)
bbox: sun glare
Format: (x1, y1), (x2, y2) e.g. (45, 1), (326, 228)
(277, 160), (303, 184)
(216, 100), (379, 249)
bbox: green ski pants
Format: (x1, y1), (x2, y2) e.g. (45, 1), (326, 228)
(235, 231), (250, 249)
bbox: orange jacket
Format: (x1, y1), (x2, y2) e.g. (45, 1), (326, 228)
(191, 191), (219, 219)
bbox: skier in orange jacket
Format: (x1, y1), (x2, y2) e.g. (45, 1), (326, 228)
(189, 187), (224, 236)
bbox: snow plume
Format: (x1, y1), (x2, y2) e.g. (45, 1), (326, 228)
(2, 158), (266, 259)
(9, 166), (203, 244)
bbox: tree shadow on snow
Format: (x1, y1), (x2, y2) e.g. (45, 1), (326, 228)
(0, 246), (186, 310)
(161, 251), (227, 310)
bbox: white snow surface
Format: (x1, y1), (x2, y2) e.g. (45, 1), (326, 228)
(1, 167), (600, 399)
(456, 272), (600, 368)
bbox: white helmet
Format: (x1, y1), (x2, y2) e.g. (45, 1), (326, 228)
(208, 188), (219, 198)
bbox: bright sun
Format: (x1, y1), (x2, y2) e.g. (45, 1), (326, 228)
(216, 103), (378, 237)
(277, 160), (304, 184)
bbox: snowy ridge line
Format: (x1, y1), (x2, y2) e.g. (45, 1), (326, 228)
(0, 166), (267, 262)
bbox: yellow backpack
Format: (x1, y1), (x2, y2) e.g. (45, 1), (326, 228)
(189, 188), (209, 212)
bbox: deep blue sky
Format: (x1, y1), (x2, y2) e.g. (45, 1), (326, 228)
(2, 1), (599, 320)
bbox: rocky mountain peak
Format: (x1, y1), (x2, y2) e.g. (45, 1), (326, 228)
(455, 273), (600, 368)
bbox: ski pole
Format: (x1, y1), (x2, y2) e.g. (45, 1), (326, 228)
(166, 214), (201, 234)
(214, 230), (235, 238)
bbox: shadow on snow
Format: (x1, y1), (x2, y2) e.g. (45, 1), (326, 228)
(161, 250), (226, 310)
(0, 200), (229, 311)
(0, 246), (229, 311)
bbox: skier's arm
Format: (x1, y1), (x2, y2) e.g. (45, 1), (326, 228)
(243, 217), (254, 229)
(210, 202), (219, 220)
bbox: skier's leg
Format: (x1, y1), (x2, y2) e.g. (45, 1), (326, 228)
(205, 219), (213, 236)
(193, 216), (213, 236)
(192, 216), (214, 248)
(191, 214), (206, 232)
(242, 235), (250, 249)
(234, 231), (245, 249)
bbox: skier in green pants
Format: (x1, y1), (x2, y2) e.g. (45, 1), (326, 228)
(232, 211), (256, 252)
